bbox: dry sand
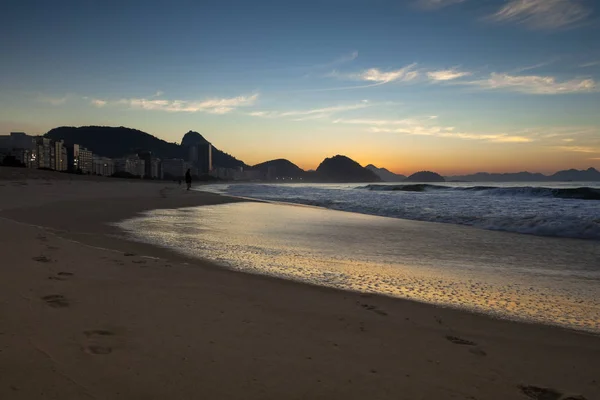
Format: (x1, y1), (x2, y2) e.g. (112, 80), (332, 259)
(0, 168), (599, 400)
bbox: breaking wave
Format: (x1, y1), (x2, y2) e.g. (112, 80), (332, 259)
(360, 184), (600, 200)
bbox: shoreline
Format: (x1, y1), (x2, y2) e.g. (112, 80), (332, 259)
(1, 177), (599, 399)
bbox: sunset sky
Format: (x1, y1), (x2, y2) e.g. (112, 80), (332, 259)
(1, 0), (599, 174)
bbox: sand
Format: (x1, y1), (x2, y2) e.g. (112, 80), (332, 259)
(1, 167), (599, 400)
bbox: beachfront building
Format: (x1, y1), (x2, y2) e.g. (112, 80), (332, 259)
(35, 137), (54, 169)
(67, 144), (94, 174)
(211, 167), (238, 180)
(0, 132), (37, 167)
(162, 158), (187, 180)
(93, 156), (115, 176)
(115, 155), (145, 178)
(188, 143), (212, 174)
(138, 151), (162, 179)
(54, 140), (68, 171)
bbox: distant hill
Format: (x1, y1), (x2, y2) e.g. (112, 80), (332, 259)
(315, 155), (380, 182)
(181, 131), (210, 147)
(252, 159), (305, 179)
(446, 168), (600, 182)
(549, 167), (600, 181)
(46, 126), (182, 159)
(45, 126), (246, 169)
(446, 171), (549, 182)
(365, 164), (406, 182)
(180, 131), (246, 169)
(405, 171), (445, 182)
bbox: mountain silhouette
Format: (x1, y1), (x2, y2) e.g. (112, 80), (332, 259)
(46, 126), (182, 159)
(45, 126), (246, 169)
(405, 171), (445, 182)
(181, 131), (210, 146)
(550, 167), (600, 181)
(252, 159), (305, 179)
(365, 164), (406, 182)
(315, 155), (380, 182)
(446, 168), (600, 182)
(180, 130), (246, 169)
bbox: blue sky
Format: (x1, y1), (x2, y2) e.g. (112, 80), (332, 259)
(1, 0), (599, 174)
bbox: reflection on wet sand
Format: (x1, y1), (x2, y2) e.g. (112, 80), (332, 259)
(118, 202), (600, 333)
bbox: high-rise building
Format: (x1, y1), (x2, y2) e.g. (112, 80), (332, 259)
(115, 155), (145, 178)
(67, 144), (93, 174)
(162, 158), (187, 179)
(35, 137), (53, 169)
(93, 156), (115, 176)
(67, 144), (81, 172)
(54, 140), (67, 171)
(188, 143), (212, 174)
(79, 147), (93, 174)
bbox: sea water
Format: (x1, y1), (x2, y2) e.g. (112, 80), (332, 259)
(117, 186), (600, 332)
(201, 182), (600, 240)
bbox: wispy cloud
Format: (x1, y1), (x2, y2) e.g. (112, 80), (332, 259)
(37, 95), (67, 106)
(330, 51), (359, 65)
(334, 117), (533, 143)
(427, 68), (471, 81)
(93, 94), (259, 114)
(356, 64), (420, 83)
(512, 59), (558, 73)
(249, 103), (371, 120)
(90, 99), (107, 107)
(464, 72), (596, 94)
(580, 60), (600, 68)
(415, 0), (466, 10)
(556, 145), (600, 153)
(489, 0), (592, 30)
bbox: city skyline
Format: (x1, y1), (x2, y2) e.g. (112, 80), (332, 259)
(1, 0), (600, 175)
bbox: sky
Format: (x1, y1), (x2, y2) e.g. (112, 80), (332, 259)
(1, 0), (600, 175)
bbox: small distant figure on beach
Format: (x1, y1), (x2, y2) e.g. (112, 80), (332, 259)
(185, 169), (192, 191)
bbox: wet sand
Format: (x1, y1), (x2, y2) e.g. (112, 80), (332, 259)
(0, 169), (599, 399)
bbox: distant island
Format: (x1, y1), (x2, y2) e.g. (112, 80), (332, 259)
(315, 155), (380, 183)
(446, 168), (600, 182)
(366, 165), (406, 182)
(405, 171), (446, 183)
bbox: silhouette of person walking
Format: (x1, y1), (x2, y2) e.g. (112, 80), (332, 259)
(185, 168), (192, 190)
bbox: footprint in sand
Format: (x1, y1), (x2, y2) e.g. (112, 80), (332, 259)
(519, 385), (588, 400)
(41, 294), (70, 308)
(357, 302), (388, 316)
(82, 329), (115, 356)
(33, 256), (52, 263)
(445, 335), (476, 346)
(48, 272), (74, 281)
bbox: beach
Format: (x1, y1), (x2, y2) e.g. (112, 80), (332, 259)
(1, 168), (599, 400)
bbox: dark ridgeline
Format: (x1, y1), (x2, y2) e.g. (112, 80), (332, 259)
(314, 155), (380, 183)
(446, 168), (600, 182)
(550, 167), (600, 182)
(405, 171), (446, 182)
(252, 159), (306, 180)
(42, 125), (600, 182)
(366, 164), (407, 182)
(180, 131), (245, 170)
(45, 126), (246, 169)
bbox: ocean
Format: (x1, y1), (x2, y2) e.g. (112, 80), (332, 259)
(117, 182), (600, 333)
(201, 182), (600, 240)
